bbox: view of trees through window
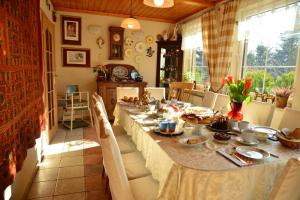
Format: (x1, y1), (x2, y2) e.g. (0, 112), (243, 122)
(241, 3), (300, 93)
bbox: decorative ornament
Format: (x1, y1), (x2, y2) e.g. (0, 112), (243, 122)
(125, 48), (133, 58)
(96, 36), (104, 49)
(125, 37), (134, 47)
(146, 47), (155, 57)
(135, 42), (146, 53)
(145, 35), (154, 44)
(135, 55), (143, 64)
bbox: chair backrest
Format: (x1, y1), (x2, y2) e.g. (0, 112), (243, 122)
(213, 94), (230, 113)
(201, 91), (217, 109)
(66, 85), (79, 97)
(278, 107), (300, 130)
(98, 113), (134, 200)
(168, 82), (193, 102)
(116, 87), (139, 102)
(145, 87), (165, 100)
(242, 101), (275, 126)
(269, 158), (300, 200)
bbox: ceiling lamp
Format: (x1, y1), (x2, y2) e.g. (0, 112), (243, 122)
(121, 0), (141, 30)
(143, 0), (174, 8)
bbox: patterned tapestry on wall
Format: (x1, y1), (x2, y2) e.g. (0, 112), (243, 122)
(0, 0), (44, 197)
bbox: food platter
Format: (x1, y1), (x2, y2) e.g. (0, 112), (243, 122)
(252, 126), (279, 136)
(178, 136), (209, 147)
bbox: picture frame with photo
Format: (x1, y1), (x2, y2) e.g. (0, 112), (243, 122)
(62, 48), (90, 67)
(61, 16), (81, 45)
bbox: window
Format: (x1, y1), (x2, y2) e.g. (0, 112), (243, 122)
(183, 47), (209, 84)
(239, 3), (300, 93)
(181, 18), (209, 84)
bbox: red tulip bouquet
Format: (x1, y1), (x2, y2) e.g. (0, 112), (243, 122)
(223, 76), (252, 120)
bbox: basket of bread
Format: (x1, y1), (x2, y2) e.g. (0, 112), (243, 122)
(277, 128), (300, 149)
(121, 96), (139, 103)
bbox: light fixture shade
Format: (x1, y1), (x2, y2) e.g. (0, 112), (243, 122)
(121, 17), (141, 30)
(143, 0), (174, 8)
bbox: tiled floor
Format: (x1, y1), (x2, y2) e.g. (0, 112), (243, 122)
(27, 126), (109, 200)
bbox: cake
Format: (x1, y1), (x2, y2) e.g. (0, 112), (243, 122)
(214, 132), (231, 141)
(211, 116), (229, 130)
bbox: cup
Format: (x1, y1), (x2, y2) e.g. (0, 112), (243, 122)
(241, 129), (256, 143)
(168, 122), (176, 133)
(238, 121), (250, 131)
(228, 120), (238, 130)
(159, 121), (168, 132)
(148, 104), (156, 112)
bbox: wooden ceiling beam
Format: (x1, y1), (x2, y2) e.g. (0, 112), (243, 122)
(54, 6), (177, 24)
(181, 0), (215, 7)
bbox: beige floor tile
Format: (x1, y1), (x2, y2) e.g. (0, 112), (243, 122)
(61, 149), (83, 157)
(54, 177), (85, 195)
(27, 181), (56, 199)
(53, 192), (85, 200)
(60, 156), (83, 167)
(34, 168), (59, 182)
(58, 166), (84, 179)
(39, 158), (61, 169)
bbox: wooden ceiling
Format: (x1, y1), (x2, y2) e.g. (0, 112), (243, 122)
(51, 0), (223, 23)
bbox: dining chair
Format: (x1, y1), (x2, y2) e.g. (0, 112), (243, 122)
(278, 107), (300, 130)
(116, 87), (139, 102)
(242, 101), (275, 126)
(200, 91), (217, 108)
(95, 102), (151, 180)
(213, 94), (230, 113)
(269, 158), (300, 200)
(99, 118), (159, 200)
(145, 87), (165, 100)
(168, 82), (193, 102)
(62, 85), (93, 131)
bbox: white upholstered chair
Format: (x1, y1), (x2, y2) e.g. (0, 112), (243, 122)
(99, 118), (159, 200)
(269, 158), (300, 200)
(213, 94), (230, 113)
(242, 101), (275, 126)
(200, 91), (217, 108)
(145, 87), (165, 100)
(278, 107), (300, 130)
(95, 102), (151, 180)
(116, 87), (139, 102)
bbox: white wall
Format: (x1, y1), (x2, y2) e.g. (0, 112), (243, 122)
(55, 11), (171, 96)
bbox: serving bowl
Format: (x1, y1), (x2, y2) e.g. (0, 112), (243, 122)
(277, 132), (300, 149)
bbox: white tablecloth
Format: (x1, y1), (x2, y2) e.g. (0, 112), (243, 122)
(114, 104), (299, 200)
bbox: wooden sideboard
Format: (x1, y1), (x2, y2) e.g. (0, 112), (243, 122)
(97, 81), (147, 120)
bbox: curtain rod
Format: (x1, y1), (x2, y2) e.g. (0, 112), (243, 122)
(178, 0), (233, 24)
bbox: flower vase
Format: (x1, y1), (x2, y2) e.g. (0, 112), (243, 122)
(228, 102), (243, 121)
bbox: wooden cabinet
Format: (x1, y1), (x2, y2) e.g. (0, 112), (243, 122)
(97, 81), (147, 120)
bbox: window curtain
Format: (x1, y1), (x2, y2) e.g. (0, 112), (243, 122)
(201, 0), (240, 92)
(0, 0), (44, 197)
(181, 18), (203, 50)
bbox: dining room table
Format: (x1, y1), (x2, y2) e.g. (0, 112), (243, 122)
(113, 102), (300, 200)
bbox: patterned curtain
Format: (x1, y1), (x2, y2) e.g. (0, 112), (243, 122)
(0, 0), (44, 198)
(201, 0), (240, 92)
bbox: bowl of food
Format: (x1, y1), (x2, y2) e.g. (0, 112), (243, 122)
(179, 135), (209, 147)
(277, 128), (300, 149)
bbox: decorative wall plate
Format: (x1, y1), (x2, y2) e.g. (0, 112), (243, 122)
(125, 37), (134, 47)
(112, 66), (129, 79)
(145, 35), (154, 44)
(96, 36), (104, 49)
(135, 42), (146, 53)
(125, 48), (133, 58)
(135, 55), (143, 64)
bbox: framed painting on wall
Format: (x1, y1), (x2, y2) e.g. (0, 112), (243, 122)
(62, 48), (90, 67)
(61, 16), (81, 45)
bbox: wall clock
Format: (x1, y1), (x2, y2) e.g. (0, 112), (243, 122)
(109, 26), (124, 60)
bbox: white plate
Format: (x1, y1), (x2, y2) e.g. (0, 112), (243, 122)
(236, 146), (270, 160)
(178, 136), (209, 147)
(252, 126), (279, 135)
(236, 137), (259, 146)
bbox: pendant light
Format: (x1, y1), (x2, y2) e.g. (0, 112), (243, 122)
(121, 0), (141, 30)
(143, 0), (174, 8)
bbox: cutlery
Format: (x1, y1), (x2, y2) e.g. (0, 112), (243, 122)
(231, 152), (248, 165)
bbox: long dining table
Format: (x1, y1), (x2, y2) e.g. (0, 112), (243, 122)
(113, 103), (299, 200)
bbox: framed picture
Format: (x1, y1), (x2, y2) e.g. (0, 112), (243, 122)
(61, 16), (81, 45)
(62, 48), (90, 67)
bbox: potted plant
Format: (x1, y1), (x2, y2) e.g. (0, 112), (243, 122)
(224, 76), (252, 120)
(93, 64), (107, 81)
(272, 87), (293, 108)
